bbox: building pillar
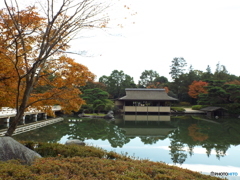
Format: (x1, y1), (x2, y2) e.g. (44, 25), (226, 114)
(20, 115), (25, 125)
(44, 113), (47, 120)
(33, 114), (38, 122)
(4, 117), (10, 128)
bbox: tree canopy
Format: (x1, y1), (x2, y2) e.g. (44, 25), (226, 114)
(0, 0), (107, 136)
(138, 70), (160, 87)
(198, 80), (240, 105)
(169, 57), (187, 80)
(188, 81), (208, 99)
(99, 70), (136, 99)
(81, 88), (112, 113)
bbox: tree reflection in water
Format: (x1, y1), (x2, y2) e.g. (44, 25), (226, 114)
(14, 118), (130, 148)
(14, 116), (240, 165)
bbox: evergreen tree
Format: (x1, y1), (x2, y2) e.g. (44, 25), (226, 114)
(169, 57), (187, 80)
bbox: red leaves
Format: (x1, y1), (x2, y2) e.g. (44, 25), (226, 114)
(188, 81), (208, 99)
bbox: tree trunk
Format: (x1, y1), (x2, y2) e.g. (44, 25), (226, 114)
(5, 112), (24, 136)
(5, 87), (31, 136)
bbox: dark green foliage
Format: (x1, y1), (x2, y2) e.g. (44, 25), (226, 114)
(213, 62), (231, 81)
(179, 102), (191, 106)
(82, 88), (109, 103)
(169, 57), (187, 80)
(154, 75), (168, 84)
(138, 70), (160, 87)
(192, 105), (208, 110)
(168, 69), (202, 103)
(99, 70), (136, 98)
(171, 107), (185, 112)
(81, 88), (113, 113)
(167, 91), (178, 99)
(226, 103), (240, 114)
(14, 119), (131, 148)
(168, 61), (240, 105)
(20, 141), (127, 160)
(198, 80), (240, 107)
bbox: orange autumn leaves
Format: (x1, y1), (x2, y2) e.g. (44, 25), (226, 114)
(30, 56), (95, 114)
(146, 82), (169, 93)
(188, 124), (209, 142)
(0, 55), (95, 114)
(0, 6), (95, 114)
(188, 80), (240, 99)
(188, 81), (208, 99)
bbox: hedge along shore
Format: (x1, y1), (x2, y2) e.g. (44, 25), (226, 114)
(0, 141), (224, 180)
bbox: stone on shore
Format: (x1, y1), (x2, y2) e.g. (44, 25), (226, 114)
(0, 137), (41, 164)
(65, 139), (85, 146)
(104, 110), (114, 119)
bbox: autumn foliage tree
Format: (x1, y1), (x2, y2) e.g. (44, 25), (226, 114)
(146, 82), (169, 93)
(188, 81), (208, 99)
(0, 0), (107, 136)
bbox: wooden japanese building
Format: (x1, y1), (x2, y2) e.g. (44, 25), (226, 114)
(200, 106), (227, 117)
(115, 88), (178, 121)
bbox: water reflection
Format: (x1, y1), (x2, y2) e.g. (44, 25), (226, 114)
(14, 115), (240, 165)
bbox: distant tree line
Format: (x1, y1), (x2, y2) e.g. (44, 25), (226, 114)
(86, 57), (240, 114)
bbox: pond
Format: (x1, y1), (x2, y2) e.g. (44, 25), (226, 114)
(14, 115), (240, 179)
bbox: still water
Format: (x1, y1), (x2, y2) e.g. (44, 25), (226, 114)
(14, 115), (240, 179)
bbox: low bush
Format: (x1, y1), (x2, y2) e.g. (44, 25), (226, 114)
(20, 141), (131, 160)
(192, 105), (208, 110)
(0, 156), (223, 180)
(171, 107), (185, 112)
(0, 141), (223, 179)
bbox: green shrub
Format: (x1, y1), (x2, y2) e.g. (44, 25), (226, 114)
(171, 107), (185, 112)
(192, 105), (208, 110)
(20, 141), (131, 161)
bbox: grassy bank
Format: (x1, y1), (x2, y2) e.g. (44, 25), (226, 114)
(0, 141), (224, 180)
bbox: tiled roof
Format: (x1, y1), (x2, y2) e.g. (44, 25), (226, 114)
(200, 106), (226, 112)
(118, 88), (178, 101)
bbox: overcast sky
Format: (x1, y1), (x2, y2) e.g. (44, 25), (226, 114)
(68, 0), (240, 83)
(2, 0), (240, 83)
